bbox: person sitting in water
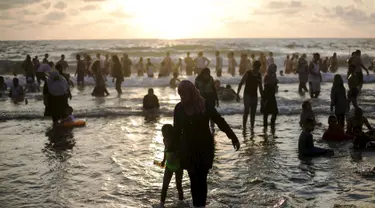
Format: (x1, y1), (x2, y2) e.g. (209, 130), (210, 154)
(143, 88), (160, 110)
(157, 124), (184, 208)
(25, 77), (40, 93)
(322, 115), (352, 141)
(169, 72), (180, 88)
(352, 126), (375, 149)
(220, 85), (239, 101)
(61, 106), (76, 123)
(347, 108), (373, 136)
(214, 80), (225, 96)
(300, 101), (317, 127)
(0, 76), (7, 97)
(9, 78), (28, 104)
(298, 117), (334, 158)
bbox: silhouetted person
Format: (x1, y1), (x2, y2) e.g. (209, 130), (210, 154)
(347, 64), (360, 110)
(297, 54), (309, 93)
(146, 58), (155, 78)
(308, 53), (322, 98)
(330, 74), (348, 127)
(9, 78), (27, 104)
(322, 116), (352, 141)
(36, 61), (54, 85)
(32, 56), (40, 77)
(163, 52), (173, 76)
(122, 53), (132, 77)
(194, 51), (210, 75)
(91, 60), (109, 97)
(169, 72), (180, 88)
(239, 53), (250, 76)
(136, 57), (144, 77)
(261, 64), (278, 129)
(329, 53), (338, 73)
(22, 55), (35, 82)
(195, 68), (219, 108)
(43, 53), (49, 64)
(184, 52), (194, 76)
(237, 61), (263, 129)
(266, 51), (274, 69)
(143, 88), (159, 110)
(228, 52), (237, 77)
(259, 52), (267, 75)
(352, 50), (369, 91)
(112, 55), (123, 94)
(174, 80), (240, 207)
(57, 54), (69, 72)
(284, 54), (293, 74)
(215, 51), (223, 77)
(75, 54), (86, 85)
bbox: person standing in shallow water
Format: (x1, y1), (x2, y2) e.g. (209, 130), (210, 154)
(43, 53), (49, 64)
(163, 52), (173, 76)
(194, 51), (210, 76)
(111, 55), (123, 95)
(347, 64), (360, 110)
(136, 57), (145, 77)
(75, 54), (86, 86)
(284, 55), (293, 74)
(239, 53), (250, 76)
(228, 52), (237, 77)
(184, 52), (194, 76)
(297, 54), (309, 93)
(237, 61), (263, 129)
(259, 52), (267, 75)
(215, 51), (223, 77)
(57, 54), (69, 72)
(174, 80), (240, 208)
(91, 60), (109, 97)
(352, 50), (370, 91)
(261, 64), (278, 129)
(308, 53), (322, 98)
(122, 53), (132, 77)
(22, 55), (35, 82)
(330, 74), (348, 127)
(329, 53), (338, 73)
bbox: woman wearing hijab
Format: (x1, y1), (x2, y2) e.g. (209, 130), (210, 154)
(92, 60), (110, 97)
(22, 55), (35, 82)
(111, 55), (123, 94)
(330, 74), (348, 127)
(261, 64), (279, 128)
(174, 80), (240, 208)
(43, 70), (70, 125)
(195, 68), (218, 108)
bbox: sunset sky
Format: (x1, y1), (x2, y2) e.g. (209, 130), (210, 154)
(0, 0), (374, 40)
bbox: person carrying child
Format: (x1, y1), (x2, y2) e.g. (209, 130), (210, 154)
(157, 124), (184, 208)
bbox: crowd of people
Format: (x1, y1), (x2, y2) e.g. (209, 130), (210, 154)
(0, 49), (374, 208)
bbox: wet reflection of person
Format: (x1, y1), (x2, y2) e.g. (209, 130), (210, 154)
(174, 80), (240, 207)
(44, 128), (75, 154)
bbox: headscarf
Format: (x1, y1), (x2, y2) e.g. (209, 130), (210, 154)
(47, 70), (69, 96)
(264, 63), (278, 85)
(178, 80), (206, 115)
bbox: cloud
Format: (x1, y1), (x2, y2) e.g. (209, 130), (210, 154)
(42, 2), (51, 9)
(44, 11), (67, 21)
(0, 0), (42, 10)
(353, 0), (363, 5)
(80, 4), (99, 11)
(110, 9), (132, 18)
(252, 0), (305, 16)
(54, 1), (67, 10)
(322, 5), (375, 26)
(23, 9), (38, 15)
(83, 0), (106, 2)
(267, 0), (303, 9)
(69, 9), (79, 15)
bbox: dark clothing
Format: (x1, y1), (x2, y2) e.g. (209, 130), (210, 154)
(244, 95), (258, 128)
(43, 84), (69, 122)
(331, 86), (348, 115)
(244, 71), (262, 97)
(92, 73), (109, 97)
(36, 72), (46, 85)
(322, 124), (352, 141)
(353, 133), (374, 149)
(161, 168), (183, 203)
(356, 71), (363, 89)
(261, 83), (278, 115)
(298, 130), (333, 157)
(336, 113), (346, 127)
(76, 60), (86, 83)
(112, 63), (123, 94)
(188, 168), (209, 207)
(123, 59), (132, 77)
(143, 94), (159, 110)
(195, 77), (218, 108)
(299, 82), (308, 92)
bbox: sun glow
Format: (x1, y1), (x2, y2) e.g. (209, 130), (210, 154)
(112, 0), (218, 39)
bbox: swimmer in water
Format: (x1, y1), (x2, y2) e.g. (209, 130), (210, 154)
(157, 124), (184, 208)
(347, 108), (373, 136)
(9, 78), (27, 105)
(25, 77), (40, 93)
(298, 117), (334, 158)
(169, 72), (180, 88)
(143, 88), (160, 110)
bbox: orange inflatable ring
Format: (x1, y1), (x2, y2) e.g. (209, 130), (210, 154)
(61, 120), (86, 128)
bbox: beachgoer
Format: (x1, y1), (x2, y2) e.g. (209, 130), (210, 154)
(214, 80), (225, 95)
(84, 54), (92, 77)
(22, 55), (35, 82)
(293, 54), (299, 73)
(43, 70), (70, 125)
(122, 53), (132, 77)
(184, 52), (194, 76)
(56, 54), (69, 72)
(298, 118), (334, 158)
(42, 53), (49, 64)
(347, 64), (360, 110)
(266, 52), (274, 69)
(174, 80), (240, 207)
(56, 64), (74, 88)
(136, 57), (145, 77)
(322, 116), (352, 141)
(330, 74), (348, 127)
(9, 78), (27, 104)
(36, 61), (54, 85)
(112, 55), (123, 94)
(143, 88), (159, 110)
(169, 72), (180, 88)
(297, 54), (309, 93)
(369, 60), (374, 72)
(157, 124), (184, 208)
(146, 58), (155, 78)
(75, 54), (86, 86)
(173, 58), (182, 74)
(159, 61), (167, 78)
(261, 64), (278, 129)
(239, 53), (250, 76)
(299, 101), (317, 127)
(321, 57), (329, 73)
(220, 85), (238, 101)
(284, 55), (293, 74)
(32, 56), (40, 77)
(329, 53), (338, 73)
(250, 54), (256, 71)
(96, 53), (106, 77)
(194, 51), (210, 75)
(308, 53), (322, 98)
(0, 76), (7, 91)
(91, 60), (110, 97)
(163, 52), (173, 76)
(347, 108), (373, 135)
(228, 52), (237, 77)
(237, 61), (263, 129)
(25, 77), (39, 93)
(215, 51), (223, 77)
(60, 106), (76, 123)
(195, 68), (219, 108)
(352, 50), (370, 91)
(104, 54), (111, 76)
(259, 52), (267, 75)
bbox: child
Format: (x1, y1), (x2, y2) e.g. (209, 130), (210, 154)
(61, 106), (76, 123)
(9, 78), (27, 104)
(299, 101), (316, 127)
(298, 117), (334, 158)
(0, 76), (7, 97)
(169, 72), (180, 88)
(322, 115), (352, 141)
(158, 124), (184, 208)
(146, 58), (155, 78)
